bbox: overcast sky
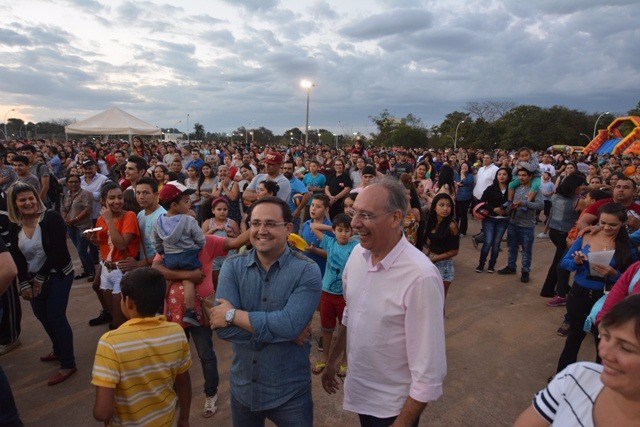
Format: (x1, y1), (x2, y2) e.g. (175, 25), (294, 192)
(1, 0), (638, 137)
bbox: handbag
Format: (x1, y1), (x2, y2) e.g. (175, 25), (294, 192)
(583, 268), (639, 332)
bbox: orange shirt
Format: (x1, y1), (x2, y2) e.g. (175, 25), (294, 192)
(95, 211), (140, 261)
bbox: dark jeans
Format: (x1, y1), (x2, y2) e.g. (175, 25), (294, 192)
(30, 272), (75, 369)
(67, 226), (95, 275)
(359, 414), (420, 427)
(556, 282), (603, 373)
(0, 366), (22, 427)
(507, 223), (534, 272)
(455, 199), (472, 235)
(185, 325), (219, 397)
(230, 385), (313, 427)
(540, 228), (568, 297)
(478, 217), (509, 269)
(0, 281), (21, 345)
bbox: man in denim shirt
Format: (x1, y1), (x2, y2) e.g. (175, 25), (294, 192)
(211, 197), (322, 427)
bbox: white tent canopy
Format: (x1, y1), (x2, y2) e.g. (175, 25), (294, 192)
(65, 107), (162, 137)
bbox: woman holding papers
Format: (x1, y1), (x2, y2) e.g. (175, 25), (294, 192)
(555, 202), (637, 373)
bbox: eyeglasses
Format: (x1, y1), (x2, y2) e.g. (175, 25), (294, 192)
(352, 210), (392, 222)
(249, 220), (288, 229)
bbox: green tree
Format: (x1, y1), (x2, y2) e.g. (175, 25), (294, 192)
(628, 101), (640, 117)
(193, 122), (205, 141)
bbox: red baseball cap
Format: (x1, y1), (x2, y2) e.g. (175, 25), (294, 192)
(158, 181), (196, 203)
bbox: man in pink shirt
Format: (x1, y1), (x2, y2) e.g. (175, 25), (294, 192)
(322, 177), (446, 426)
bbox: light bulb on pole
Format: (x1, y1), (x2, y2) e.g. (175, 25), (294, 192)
(593, 111), (610, 139)
(454, 120), (465, 151)
(300, 80), (314, 146)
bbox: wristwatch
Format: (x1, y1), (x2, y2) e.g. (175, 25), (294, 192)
(224, 308), (236, 326)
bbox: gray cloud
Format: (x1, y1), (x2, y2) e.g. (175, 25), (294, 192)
(340, 8), (432, 40)
(1, 0), (638, 134)
(0, 28), (32, 46)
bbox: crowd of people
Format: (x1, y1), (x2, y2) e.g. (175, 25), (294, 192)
(0, 134), (639, 426)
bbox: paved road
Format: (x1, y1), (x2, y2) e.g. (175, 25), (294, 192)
(2, 219), (597, 426)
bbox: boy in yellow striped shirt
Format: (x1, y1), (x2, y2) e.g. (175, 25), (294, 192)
(92, 267), (192, 426)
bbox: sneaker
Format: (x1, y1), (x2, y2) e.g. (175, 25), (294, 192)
(87, 274), (95, 282)
(472, 236), (479, 249)
(520, 272), (530, 283)
(536, 232), (549, 239)
(317, 336), (323, 352)
(487, 266), (495, 274)
(88, 310), (112, 326)
(202, 394), (218, 418)
(182, 309), (200, 327)
(74, 272), (90, 280)
(475, 264), (484, 273)
(547, 296), (567, 307)
(459, 234), (465, 238)
(0, 339), (21, 356)
(497, 266), (516, 275)
(557, 322), (570, 337)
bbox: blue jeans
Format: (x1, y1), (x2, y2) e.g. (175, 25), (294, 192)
(478, 217), (509, 268)
(163, 249), (202, 270)
(230, 384), (313, 427)
(506, 223), (534, 273)
(30, 272), (75, 369)
(186, 325), (219, 397)
(67, 226), (95, 275)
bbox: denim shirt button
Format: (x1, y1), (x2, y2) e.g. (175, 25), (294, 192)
(263, 298), (267, 302)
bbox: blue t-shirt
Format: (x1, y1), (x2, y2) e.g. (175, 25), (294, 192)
(287, 177), (310, 214)
(302, 172), (327, 206)
(320, 235), (359, 294)
(137, 205), (167, 259)
(300, 218), (334, 276)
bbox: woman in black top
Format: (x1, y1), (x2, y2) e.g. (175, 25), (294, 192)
(325, 158), (352, 220)
(7, 182), (76, 386)
(475, 167), (511, 273)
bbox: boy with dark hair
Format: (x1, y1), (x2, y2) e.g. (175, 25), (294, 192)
(92, 267), (192, 427)
(309, 213), (358, 376)
(300, 194), (334, 275)
(152, 181), (205, 326)
(11, 155), (40, 191)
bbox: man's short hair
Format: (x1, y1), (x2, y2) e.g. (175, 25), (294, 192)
(312, 194), (330, 208)
(114, 150), (126, 157)
(127, 154), (148, 171)
(247, 196), (292, 224)
(20, 144), (36, 153)
(136, 176), (159, 193)
(370, 176), (408, 218)
(120, 267), (165, 316)
(12, 154), (29, 165)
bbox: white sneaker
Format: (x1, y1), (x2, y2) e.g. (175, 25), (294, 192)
(203, 394), (218, 418)
(0, 339), (21, 356)
(536, 233), (548, 239)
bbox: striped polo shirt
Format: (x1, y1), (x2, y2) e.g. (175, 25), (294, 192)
(92, 315), (191, 426)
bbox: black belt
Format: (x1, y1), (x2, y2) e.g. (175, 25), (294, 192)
(102, 260), (118, 271)
(571, 282), (604, 299)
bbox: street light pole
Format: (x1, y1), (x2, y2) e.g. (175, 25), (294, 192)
(187, 114), (190, 144)
(4, 108), (15, 142)
(454, 120), (465, 151)
(593, 111), (610, 139)
(300, 80), (314, 146)
(579, 133), (592, 144)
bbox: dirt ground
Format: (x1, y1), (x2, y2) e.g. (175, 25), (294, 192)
(2, 218), (597, 426)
